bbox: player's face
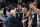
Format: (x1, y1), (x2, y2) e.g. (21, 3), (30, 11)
(24, 8), (27, 12)
(17, 5), (22, 9)
(23, 8), (27, 13)
(31, 4), (34, 10)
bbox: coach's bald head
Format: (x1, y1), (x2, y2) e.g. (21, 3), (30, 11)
(10, 10), (16, 16)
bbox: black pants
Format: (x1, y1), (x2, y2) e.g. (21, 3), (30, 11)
(17, 22), (23, 27)
(32, 22), (37, 27)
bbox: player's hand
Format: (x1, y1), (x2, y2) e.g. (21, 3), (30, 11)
(22, 19), (26, 23)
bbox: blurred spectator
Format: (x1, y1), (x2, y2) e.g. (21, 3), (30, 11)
(22, 2), (26, 7)
(1, 1), (7, 8)
(0, 5), (1, 10)
(18, 0), (22, 3)
(0, 0), (3, 2)
(14, 0), (18, 7)
(3, 8), (6, 18)
(1, 14), (7, 25)
(0, 1), (1, 10)
(37, 1), (40, 9)
(29, 1), (32, 8)
(0, 20), (4, 27)
(0, 1), (1, 4)
(34, 0), (37, 3)
(6, 10), (9, 17)
(12, 6), (15, 10)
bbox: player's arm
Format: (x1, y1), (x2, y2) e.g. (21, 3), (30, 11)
(37, 10), (40, 15)
(28, 12), (32, 27)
